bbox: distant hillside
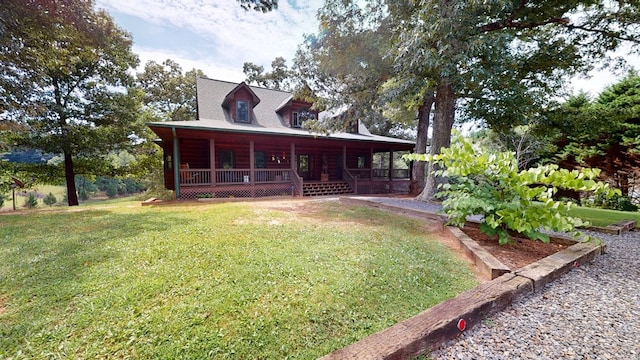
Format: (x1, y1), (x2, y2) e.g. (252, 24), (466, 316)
(0, 149), (55, 164)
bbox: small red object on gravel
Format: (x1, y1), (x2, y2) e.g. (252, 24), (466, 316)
(457, 318), (466, 331)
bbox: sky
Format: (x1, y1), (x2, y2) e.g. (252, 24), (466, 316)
(95, 0), (324, 83)
(95, 0), (639, 97)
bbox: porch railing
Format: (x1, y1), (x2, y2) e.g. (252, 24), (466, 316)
(180, 168), (212, 186)
(343, 169), (358, 195)
(180, 168), (295, 186)
(372, 168), (410, 179)
(216, 169), (251, 184)
(392, 169), (410, 179)
(345, 168), (371, 180)
(291, 171), (303, 196)
(254, 169), (292, 183)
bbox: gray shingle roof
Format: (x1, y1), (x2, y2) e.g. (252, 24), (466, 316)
(148, 77), (414, 146)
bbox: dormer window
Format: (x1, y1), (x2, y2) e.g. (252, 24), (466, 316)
(222, 82), (260, 124)
(292, 112), (301, 127)
(347, 120), (358, 134)
(236, 100), (249, 123)
(292, 108), (315, 128)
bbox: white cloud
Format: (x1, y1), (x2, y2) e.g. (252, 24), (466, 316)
(97, 0), (324, 81)
(98, 0), (640, 97)
(133, 46), (247, 81)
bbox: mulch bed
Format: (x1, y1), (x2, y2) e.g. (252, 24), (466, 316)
(461, 226), (570, 270)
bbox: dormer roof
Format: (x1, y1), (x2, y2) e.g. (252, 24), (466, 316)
(274, 95), (294, 113)
(221, 81), (261, 108)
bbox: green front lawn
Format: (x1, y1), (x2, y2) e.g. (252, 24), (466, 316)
(570, 205), (640, 227)
(0, 200), (477, 359)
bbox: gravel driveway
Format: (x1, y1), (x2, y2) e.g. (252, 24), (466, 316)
(430, 229), (640, 360)
(348, 197), (639, 359)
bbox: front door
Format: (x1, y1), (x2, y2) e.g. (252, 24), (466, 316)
(297, 154), (313, 180)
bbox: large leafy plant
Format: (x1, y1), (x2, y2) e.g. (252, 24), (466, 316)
(407, 132), (617, 244)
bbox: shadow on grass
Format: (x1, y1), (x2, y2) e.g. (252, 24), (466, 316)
(0, 209), (185, 348)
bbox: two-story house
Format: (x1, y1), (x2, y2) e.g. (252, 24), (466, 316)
(147, 77), (415, 199)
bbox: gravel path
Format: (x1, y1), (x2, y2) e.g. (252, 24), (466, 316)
(352, 197), (640, 359)
(430, 229), (640, 360)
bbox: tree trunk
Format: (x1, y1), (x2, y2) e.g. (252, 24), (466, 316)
(64, 151), (79, 206)
(409, 90), (434, 195)
(417, 80), (456, 201)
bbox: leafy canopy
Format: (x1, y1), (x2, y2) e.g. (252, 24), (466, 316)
(137, 59), (205, 121)
(406, 132), (616, 244)
(539, 71), (640, 197)
(0, 0), (141, 205)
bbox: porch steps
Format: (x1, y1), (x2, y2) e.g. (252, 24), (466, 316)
(303, 181), (353, 197)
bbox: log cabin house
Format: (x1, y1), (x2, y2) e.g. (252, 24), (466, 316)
(147, 77), (415, 199)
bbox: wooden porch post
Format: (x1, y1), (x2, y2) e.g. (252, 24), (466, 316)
(249, 140), (255, 184)
(290, 142), (296, 171)
(209, 139), (216, 186)
(172, 127), (180, 199)
(342, 145), (347, 169)
(249, 141), (255, 199)
(370, 147), (374, 180)
(389, 149), (395, 192)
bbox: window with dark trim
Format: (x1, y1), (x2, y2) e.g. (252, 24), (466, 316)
(347, 120), (358, 134)
(357, 155), (366, 169)
(236, 100), (249, 123)
(292, 108), (315, 128)
(254, 151), (266, 169)
(292, 112), (301, 127)
(219, 150), (235, 169)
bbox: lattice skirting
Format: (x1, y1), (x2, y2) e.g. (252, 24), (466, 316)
(179, 184), (295, 200)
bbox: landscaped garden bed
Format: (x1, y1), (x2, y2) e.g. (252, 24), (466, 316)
(460, 224), (573, 271)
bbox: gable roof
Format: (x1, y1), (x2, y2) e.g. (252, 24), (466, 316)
(148, 77), (414, 147)
(221, 82), (261, 108)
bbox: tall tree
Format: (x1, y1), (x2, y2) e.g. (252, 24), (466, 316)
(390, 0), (640, 201)
(243, 57), (293, 90)
(137, 59), (205, 121)
(294, 0), (401, 135)
(293, 0), (431, 194)
(541, 72), (640, 197)
(0, 0), (141, 206)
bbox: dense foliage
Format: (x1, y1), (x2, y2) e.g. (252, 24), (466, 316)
(137, 59), (205, 122)
(238, 0), (278, 12)
(539, 72), (640, 201)
(407, 133), (616, 244)
(296, 0), (640, 201)
(0, 0), (143, 205)
(243, 57), (293, 91)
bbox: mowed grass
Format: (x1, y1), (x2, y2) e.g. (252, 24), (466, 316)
(2, 184), (67, 210)
(569, 205), (640, 227)
(0, 200), (477, 359)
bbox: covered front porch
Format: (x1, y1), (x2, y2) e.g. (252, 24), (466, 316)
(150, 125), (415, 199)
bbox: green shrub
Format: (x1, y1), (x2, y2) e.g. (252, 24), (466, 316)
(105, 183), (118, 198)
(78, 188), (89, 201)
(406, 132), (617, 244)
(24, 193), (38, 209)
(43, 192), (57, 207)
(584, 192), (638, 212)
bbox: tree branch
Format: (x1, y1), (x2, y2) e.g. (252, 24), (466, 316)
(565, 23), (640, 44)
(479, 17), (570, 33)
